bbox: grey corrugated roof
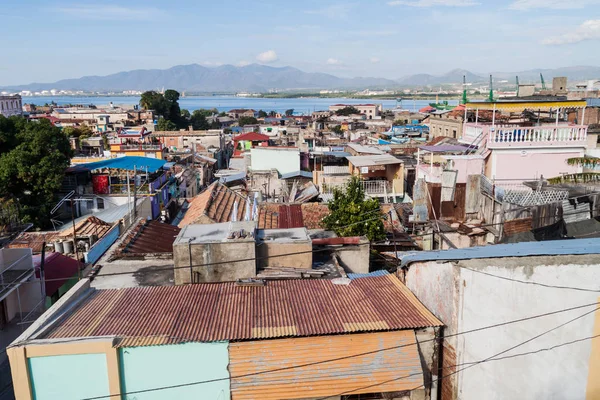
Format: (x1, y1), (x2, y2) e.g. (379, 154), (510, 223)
(400, 238), (600, 267)
(281, 170), (313, 179)
(347, 154), (403, 167)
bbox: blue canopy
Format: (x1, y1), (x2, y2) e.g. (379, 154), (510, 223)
(78, 156), (167, 173)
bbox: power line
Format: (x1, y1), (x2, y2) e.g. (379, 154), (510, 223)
(458, 265), (600, 293)
(316, 305), (600, 400)
(78, 300), (600, 400)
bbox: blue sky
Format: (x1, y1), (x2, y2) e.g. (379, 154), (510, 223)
(2, 0), (600, 85)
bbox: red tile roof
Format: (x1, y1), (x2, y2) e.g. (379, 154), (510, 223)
(58, 216), (113, 239)
(233, 132), (270, 142)
(179, 182), (248, 227)
(44, 274), (442, 345)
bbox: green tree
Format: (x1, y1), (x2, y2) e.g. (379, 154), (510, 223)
(0, 116), (73, 228)
(239, 116), (258, 126)
(285, 109), (294, 116)
(335, 106), (360, 116)
(157, 117), (177, 131)
(322, 176), (385, 241)
(257, 110), (268, 118)
(140, 91), (167, 115)
(268, 111), (277, 117)
(210, 120), (221, 130)
(190, 110), (210, 130)
(181, 109), (191, 119)
(193, 108), (218, 118)
(330, 125), (343, 135)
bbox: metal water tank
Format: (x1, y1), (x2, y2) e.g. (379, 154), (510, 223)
(63, 240), (73, 254)
(54, 240), (64, 254)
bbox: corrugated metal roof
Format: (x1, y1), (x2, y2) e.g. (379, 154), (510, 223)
(229, 330), (423, 400)
(400, 238), (600, 267)
(347, 155), (403, 167)
(348, 270), (390, 280)
(124, 221), (180, 254)
(77, 156), (166, 173)
(44, 275), (441, 344)
(257, 203), (329, 230)
(280, 170), (313, 180)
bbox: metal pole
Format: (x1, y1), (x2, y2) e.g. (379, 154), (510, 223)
(70, 199), (80, 279)
(492, 104), (496, 128)
(133, 165), (138, 220)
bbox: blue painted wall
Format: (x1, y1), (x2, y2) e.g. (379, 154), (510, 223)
(119, 342), (230, 400)
(86, 224), (120, 264)
(28, 353), (110, 400)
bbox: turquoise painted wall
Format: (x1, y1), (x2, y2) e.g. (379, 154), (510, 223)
(119, 342), (230, 400)
(28, 353), (110, 400)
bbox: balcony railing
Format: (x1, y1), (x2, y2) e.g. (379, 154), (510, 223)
(322, 180), (393, 196)
(101, 173), (167, 195)
(462, 123), (588, 148)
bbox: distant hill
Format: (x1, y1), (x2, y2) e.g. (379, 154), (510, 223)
(398, 69), (484, 86)
(3, 64), (399, 92)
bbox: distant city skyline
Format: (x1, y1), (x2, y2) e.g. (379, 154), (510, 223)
(2, 0), (600, 86)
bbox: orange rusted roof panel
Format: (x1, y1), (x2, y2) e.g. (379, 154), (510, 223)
(44, 275), (442, 344)
(230, 330), (424, 400)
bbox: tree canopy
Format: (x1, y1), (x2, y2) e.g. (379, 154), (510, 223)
(239, 116), (258, 126)
(285, 109), (294, 116)
(322, 176), (385, 241)
(140, 90), (183, 129)
(0, 116), (73, 228)
(257, 110), (268, 118)
(335, 106), (360, 116)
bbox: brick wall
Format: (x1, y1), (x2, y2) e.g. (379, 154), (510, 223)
(503, 217), (533, 236)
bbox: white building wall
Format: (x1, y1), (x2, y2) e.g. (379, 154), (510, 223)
(0, 95), (23, 117)
(404, 255), (600, 400)
(250, 148), (300, 175)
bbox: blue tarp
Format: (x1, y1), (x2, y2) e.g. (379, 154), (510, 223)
(78, 156), (167, 173)
(348, 270), (390, 280)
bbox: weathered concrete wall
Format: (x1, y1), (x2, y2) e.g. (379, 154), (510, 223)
(257, 241), (312, 269)
(404, 254), (600, 400)
(173, 241), (256, 284)
(336, 238), (370, 274)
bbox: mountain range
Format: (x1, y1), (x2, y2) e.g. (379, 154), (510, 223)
(3, 64), (600, 92)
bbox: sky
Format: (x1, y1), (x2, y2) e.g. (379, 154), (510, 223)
(2, 0), (600, 86)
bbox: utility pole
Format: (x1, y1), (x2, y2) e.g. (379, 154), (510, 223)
(133, 165), (138, 220)
(70, 199), (80, 279)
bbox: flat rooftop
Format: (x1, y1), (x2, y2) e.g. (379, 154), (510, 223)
(175, 221), (256, 244)
(256, 227), (311, 243)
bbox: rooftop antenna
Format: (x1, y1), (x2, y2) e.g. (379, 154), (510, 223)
(516, 75), (520, 97)
(488, 74), (494, 102)
(461, 75), (469, 104)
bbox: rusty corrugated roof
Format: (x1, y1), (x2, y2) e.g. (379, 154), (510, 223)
(257, 203), (329, 230)
(124, 221), (180, 254)
(44, 275), (442, 344)
(8, 232), (59, 253)
(230, 330), (423, 400)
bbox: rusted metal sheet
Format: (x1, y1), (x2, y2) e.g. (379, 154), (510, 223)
(45, 275), (442, 344)
(125, 221), (181, 254)
(428, 183), (442, 220)
(229, 330), (424, 400)
(441, 343), (457, 400)
(465, 174), (480, 214)
(278, 204), (303, 228)
(413, 178), (428, 222)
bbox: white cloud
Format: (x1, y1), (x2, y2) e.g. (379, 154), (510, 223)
(388, 0), (479, 7)
(52, 4), (161, 20)
(236, 60), (251, 67)
(370, 57), (381, 64)
(509, 0), (600, 10)
(256, 50), (278, 63)
(326, 58), (343, 65)
(201, 61), (223, 67)
(543, 19), (600, 45)
(305, 4), (354, 19)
